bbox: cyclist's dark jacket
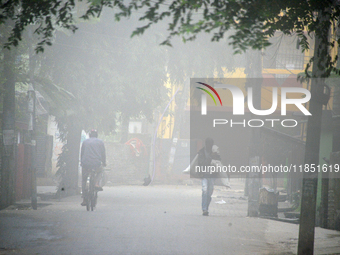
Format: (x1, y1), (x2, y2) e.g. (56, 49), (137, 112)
(80, 137), (106, 168)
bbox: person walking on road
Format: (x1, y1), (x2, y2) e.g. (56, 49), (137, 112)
(197, 137), (221, 216)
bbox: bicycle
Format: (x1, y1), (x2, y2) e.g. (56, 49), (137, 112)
(84, 167), (100, 211)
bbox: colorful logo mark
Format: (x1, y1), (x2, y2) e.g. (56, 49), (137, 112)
(196, 82), (223, 106)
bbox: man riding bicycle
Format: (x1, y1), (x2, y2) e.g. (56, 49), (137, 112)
(80, 129), (106, 206)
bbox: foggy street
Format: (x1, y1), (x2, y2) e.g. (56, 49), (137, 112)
(2, 1), (340, 255)
(1, 180), (340, 255)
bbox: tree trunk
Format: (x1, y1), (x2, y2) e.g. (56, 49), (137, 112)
(1, 46), (16, 209)
(297, 10), (330, 255)
(332, 22), (340, 152)
(332, 84), (340, 152)
(64, 120), (82, 196)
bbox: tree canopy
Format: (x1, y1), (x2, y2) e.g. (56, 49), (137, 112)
(2, 0), (340, 78)
(129, 0), (340, 77)
(0, 0), (127, 53)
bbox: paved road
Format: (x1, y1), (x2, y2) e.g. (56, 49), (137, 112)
(1, 182), (340, 255)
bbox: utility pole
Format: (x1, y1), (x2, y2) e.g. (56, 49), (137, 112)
(27, 86), (37, 210)
(246, 49), (263, 216)
(28, 27), (37, 210)
(297, 10), (330, 255)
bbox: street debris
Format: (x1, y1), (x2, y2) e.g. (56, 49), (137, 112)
(215, 200), (226, 204)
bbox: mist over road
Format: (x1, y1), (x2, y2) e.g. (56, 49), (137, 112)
(1, 182), (339, 255)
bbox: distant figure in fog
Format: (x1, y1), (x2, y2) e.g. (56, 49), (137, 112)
(197, 137), (221, 216)
(80, 129), (106, 206)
